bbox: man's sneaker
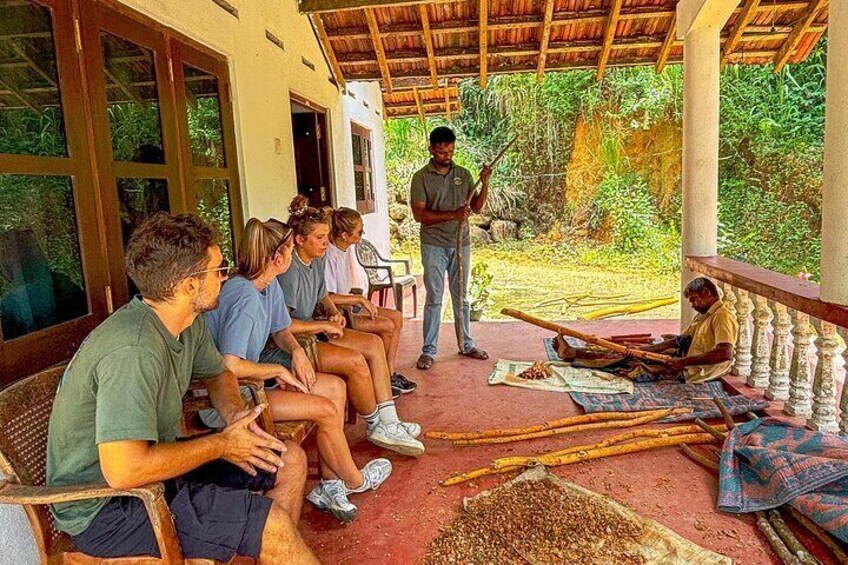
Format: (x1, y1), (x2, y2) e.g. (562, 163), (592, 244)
(392, 385), (401, 399)
(307, 480), (358, 523)
(347, 458), (393, 494)
(401, 421), (422, 439)
(368, 422), (425, 456)
(391, 372), (417, 394)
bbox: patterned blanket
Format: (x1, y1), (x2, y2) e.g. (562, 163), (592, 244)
(569, 381), (769, 423)
(718, 418), (848, 542)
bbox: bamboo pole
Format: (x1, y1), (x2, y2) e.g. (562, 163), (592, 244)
(492, 423), (725, 469)
(453, 408), (678, 446)
(442, 432), (715, 486)
(502, 308), (672, 363)
(455, 136), (518, 350)
(580, 296), (678, 321)
(425, 408), (683, 441)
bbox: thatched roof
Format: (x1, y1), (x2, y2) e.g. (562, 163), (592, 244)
(300, 0), (828, 118)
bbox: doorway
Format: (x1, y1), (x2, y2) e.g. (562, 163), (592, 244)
(290, 97), (333, 208)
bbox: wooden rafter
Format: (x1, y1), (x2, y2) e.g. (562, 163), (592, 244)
(365, 8), (393, 93)
(536, 0), (556, 82)
(655, 13), (676, 73)
(444, 80), (452, 121)
(597, 0), (623, 80)
(479, 0), (488, 89)
(413, 85), (426, 126)
(324, 3), (812, 41)
(419, 4), (439, 88)
(310, 14), (347, 91)
(103, 67), (145, 108)
(0, 75), (37, 111)
(300, 0), (434, 13)
(5, 40), (56, 86)
(722, 0), (761, 68)
(773, 0), (827, 72)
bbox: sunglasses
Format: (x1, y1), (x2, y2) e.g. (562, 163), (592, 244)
(189, 259), (230, 279)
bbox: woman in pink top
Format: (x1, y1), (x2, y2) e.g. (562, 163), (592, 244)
(324, 208), (416, 395)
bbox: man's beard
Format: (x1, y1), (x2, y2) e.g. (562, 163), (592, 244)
(191, 281), (220, 314)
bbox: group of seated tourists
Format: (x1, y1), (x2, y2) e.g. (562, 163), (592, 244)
(45, 195), (422, 563)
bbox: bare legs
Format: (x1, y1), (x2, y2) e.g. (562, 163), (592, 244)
(351, 307), (402, 373)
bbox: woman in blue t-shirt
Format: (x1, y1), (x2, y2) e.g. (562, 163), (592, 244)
(205, 218), (390, 523)
(277, 196), (424, 458)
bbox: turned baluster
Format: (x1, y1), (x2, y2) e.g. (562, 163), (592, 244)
(733, 288), (753, 379)
(808, 320), (841, 433)
(749, 294), (773, 388)
(838, 327), (848, 436)
(766, 302), (791, 400)
(784, 310), (814, 418)
(721, 282), (737, 319)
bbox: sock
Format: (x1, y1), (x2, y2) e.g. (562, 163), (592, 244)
(377, 400), (400, 425)
(363, 409), (380, 434)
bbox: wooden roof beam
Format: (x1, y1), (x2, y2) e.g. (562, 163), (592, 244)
(0, 76), (37, 111)
(655, 13), (676, 72)
(365, 8), (393, 93)
(310, 14), (347, 91)
(479, 0), (488, 89)
(300, 0), (449, 13)
(773, 0), (827, 72)
(418, 4), (439, 88)
(413, 86), (426, 126)
(597, 0), (623, 80)
(444, 80), (452, 121)
(5, 40), (56, 86)
(536, 0), (556, 82)
(722, 0), (761, 68)
(103, 67), (145, 108)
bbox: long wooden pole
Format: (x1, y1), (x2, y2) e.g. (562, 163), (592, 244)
(455, 136), (518, 350)
(501, 308), (672, 363)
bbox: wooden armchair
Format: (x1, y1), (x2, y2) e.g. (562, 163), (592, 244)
(0, 365), (230, 564)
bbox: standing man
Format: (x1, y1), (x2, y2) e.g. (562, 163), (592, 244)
(411, 126), (491, 370)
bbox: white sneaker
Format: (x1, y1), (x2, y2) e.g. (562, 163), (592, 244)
(401, 421), (421, 439)
(306, 480), (358, 523)
(368, 422), (426, 457)
(347, 458), (392, 494)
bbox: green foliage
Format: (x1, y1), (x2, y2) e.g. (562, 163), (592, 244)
(468, 261), (495, 313)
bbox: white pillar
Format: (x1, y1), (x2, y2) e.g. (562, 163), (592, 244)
(821, 0), (848, 304)
(677, 0), (738, 326)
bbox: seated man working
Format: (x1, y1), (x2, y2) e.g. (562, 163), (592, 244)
(555, 277), (738, 383)
(46, 213), (317, 564)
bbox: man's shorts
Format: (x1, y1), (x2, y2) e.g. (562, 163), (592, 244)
(72, 461), (276, 562)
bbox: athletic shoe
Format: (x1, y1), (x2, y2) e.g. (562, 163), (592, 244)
(307, 480), (358, 523)
(392, 385), (402, 399)
(367, 422), (425, 456)
(391, 372), (417, 394)
(347, 458), (393, 494)
(400, 421), (422, 439)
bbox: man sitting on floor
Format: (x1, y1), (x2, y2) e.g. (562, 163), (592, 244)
(46, 213), (317, 564)
(555, 277), (738, 383)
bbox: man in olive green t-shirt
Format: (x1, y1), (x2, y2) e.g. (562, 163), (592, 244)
(410, 126), (492, 371)
(46, 213), (317, 564)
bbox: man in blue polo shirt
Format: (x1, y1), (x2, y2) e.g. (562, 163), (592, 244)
(410, 126), (491, 370)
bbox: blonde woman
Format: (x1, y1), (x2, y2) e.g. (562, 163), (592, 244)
(204, 218), (391, 523)
(276, 196), (424, 457)
(323, 207), (416, 396)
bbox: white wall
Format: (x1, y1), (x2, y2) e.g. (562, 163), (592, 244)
(0, 1), (390, 563)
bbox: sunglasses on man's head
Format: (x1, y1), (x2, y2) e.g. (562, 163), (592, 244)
(189, 259), (229, 279)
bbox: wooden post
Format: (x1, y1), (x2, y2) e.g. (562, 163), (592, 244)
(479, 0), (488, 89)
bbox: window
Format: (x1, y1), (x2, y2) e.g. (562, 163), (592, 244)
(0, 0), (242, 385)
(351, 123), (375, 215)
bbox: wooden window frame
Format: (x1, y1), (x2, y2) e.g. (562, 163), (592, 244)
(0, 0), (244, 386)
(351, 122), (375, 215)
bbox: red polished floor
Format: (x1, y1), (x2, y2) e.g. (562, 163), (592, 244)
(298, 318), (840, 565)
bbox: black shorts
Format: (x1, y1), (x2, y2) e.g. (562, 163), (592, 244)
(72, 461), (276, 562)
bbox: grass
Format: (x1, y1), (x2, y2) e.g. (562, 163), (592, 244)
(392, 240), (681, 322)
